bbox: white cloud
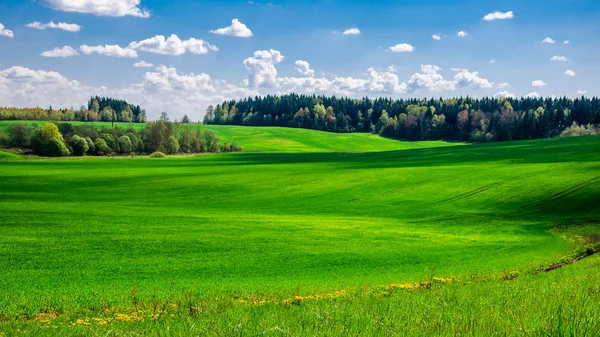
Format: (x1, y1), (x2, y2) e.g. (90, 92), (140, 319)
(564, 40), (570, 44)
(497, 82), (510, 88)
(542, 37), (555, 44)
(42, 0), (150, 18)
(453, 69), (494, 89)
(41, 46), (79, 58)
(295, 60), (314, 76)
(432, 34), (441, 40)
(526, 92), (540, 98)
(133, 60), (154, 68)
(26, 21), (82, 32)
(532, 80), (547, 87)
(0, 23), (14, 38)
(577, 89), (587, 95)
(80, 44), (138, 58)
(482, 11), (514, 21)
(551, 55), (568, 61)
(490, 59), (496, 64)
(343, 28), (360, 36)
(0, 66), (93, 108)
(210, 19), (253, 38)
(494, 90), (515, 98)
(564, 70), (576, 77)
(457, 31), (468, 38)
(128, 34), (218, 56)
(243, 49), (284, 88)
(407, 65), (455, 92)
(389, 43), (415, 53)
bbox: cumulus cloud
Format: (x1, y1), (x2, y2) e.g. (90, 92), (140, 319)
(490, 59), (496, 64)
(407, 65), (455, 92)
(526, 92), (540, 98)
(482, 11), (514, 21)
(532, 80), (547, 87)
(453, 69), (494, 89)
(80, 44), (138, 58)
(128, 34), (218, 56)
(542, 37), (555, 44)
(564, 70), (576, 77)
(0, 66), (94, 108)
(0, 23), (14, 38)
(432, 34), (441, 40)
(457, 31), (468, 38)
(564, 40), (570, 44)
(41, 46), (79, 57)
(295, 60), (314, 76)
(494, 90), (515, 98)
(26, 21), (82, 32)
(343, 28), (360, 35)
(210, 19), (253, 38)
(389, 43), (414, 53)
(133, 60), (154, 68)
(577, 89), (587, 95)
(497, 82), (510, 89)
(551, 55), (568, 61)
(42, 0), (150, 18)
(243, 49), (284, 88)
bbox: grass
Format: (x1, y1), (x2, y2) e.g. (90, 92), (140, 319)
(0, 127), (599, 336)
(0, 120), (459, 153)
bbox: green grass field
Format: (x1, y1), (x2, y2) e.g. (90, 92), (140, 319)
(0, 127), (599, 336)
(0, 120), (458, 153)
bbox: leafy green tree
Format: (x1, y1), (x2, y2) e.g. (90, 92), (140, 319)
(8, 124), (30, 147)
(160, 112), (169, 122)
(101, 134), (116, 149)
(93, 138), (110, 155)
(165, 135), (180, 154)
(179, 126), (194, 153)
(30, 123), (70, 157)
(181, 115), (191, 123)
(203, 130), (219, 152)
(117, 135), (133, 154)
(134, 138), (145, 154)
(85, 137), (95, 154)
(70, 135), (89, 156)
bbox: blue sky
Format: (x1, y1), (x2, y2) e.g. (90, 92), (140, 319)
(0, 0), (599, 119)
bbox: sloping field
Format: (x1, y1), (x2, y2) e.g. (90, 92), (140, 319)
(0, 120), (458, 152)
(0, 135), (599, 335)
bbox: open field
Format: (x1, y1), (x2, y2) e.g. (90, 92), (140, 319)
(0, 131), (599, 335)
(0, 120), (459, 153)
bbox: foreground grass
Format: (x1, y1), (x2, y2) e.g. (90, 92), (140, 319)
(0, 135), (599, 335)
(0, 120), (459, 153)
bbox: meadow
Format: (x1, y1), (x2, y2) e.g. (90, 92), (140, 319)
(0, 120), (457, 153)
(0, 128), (599, 336)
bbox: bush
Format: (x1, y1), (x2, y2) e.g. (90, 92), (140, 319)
(30, 123), (70, 157)
(101, 134), (116, 149)
(8, 124), (30, 147)
(70, 135), (89, 156)
(117, 135), (132, 154)
(85, 137), (95, 154)
(134, 139), (144, 154)
(93, 138), (110, 155)
(165, 135), (180, 154)
(560, 122), (600, 137)
(149, 151), (166, 158)
(0, 129), (7, 146)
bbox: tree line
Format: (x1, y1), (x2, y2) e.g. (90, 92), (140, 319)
(0, 120), (241, 157)
(0, 97), (147, 123)
(204, 95), (600, 142)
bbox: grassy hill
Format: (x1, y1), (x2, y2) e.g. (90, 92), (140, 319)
(0, 132), (599, 335)
(0, 120), (459, 153)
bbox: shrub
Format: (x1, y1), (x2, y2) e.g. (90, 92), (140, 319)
(30, 123), (70, 157)
(93, 138), (110, 155)
(117, 135), (132, 154)
(560, 122), (600, 137)
(85, 137), (95, 154)
(70, 135), (89, 156)
(0, 129), (7, 146)
(149, 151), (166, 158)
(8, 124), (30, 147)
(165, 135), (180, 154)
(134, 139), (144, 154)
(101, 134), (116, 149)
